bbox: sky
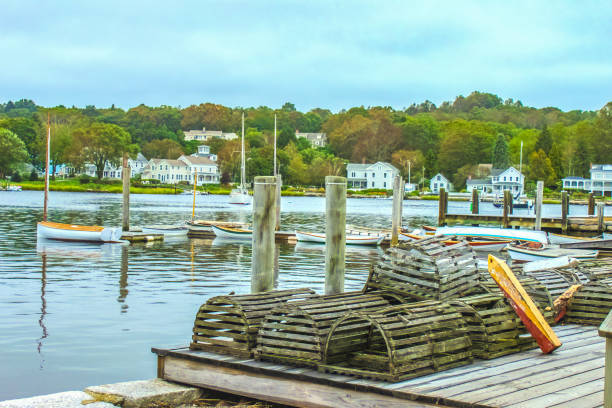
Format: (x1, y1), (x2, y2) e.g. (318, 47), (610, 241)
(1, 1), (610, 112)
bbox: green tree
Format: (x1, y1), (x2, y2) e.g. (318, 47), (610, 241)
(534, 125), (553, 154)
(528, 149), (556, 187)
(492, 134), (510, 169)
(0, 128), (28, 179)
(572, 137), (592, 178)
(72, 123), (133, 179)
(548, 143), (564, 179)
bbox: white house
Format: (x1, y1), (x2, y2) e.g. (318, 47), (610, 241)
(590, 164), (612, 196)
(562, 176), (592, 191)
(82, 153), (149, 179)
(430, 173), (452, 193)
(183, 128), (237, 142)
(296, 131), (327, 147)
(141, 151), (219, 185)
(466, 167), (524, 196)
(192, 145), (217, 161)
(346, 162), (399, 189)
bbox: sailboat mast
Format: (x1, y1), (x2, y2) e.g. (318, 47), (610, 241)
(241, 113), (246, 190)
(43, 113), (50, 222)
(274, 114), (277, 176)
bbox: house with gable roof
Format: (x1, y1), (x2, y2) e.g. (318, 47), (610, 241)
(346, 161), (400, 189)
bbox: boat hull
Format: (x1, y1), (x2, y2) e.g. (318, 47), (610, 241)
(399, 232), (508, 251)
(295, 231), (383, 246)
(141, 225), (188, 236)
(506, 245), (598, 262)
(229, 191), (251, 205)
(37, 221), (122, 243)
(436, 226), (549, 244)
(211, 225), (252, 240)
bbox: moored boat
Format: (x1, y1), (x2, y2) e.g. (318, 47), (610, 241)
(211, 224), (253, 240)
(506, 243), (598, 262)
(436, 226), (549, 244)
(141, 224), (188, 236)
(37, 221), (121, 243)
(548, 232), (600, 245)
(488, 254), (561, 354)
(399, 231), (509, 251)
(295, 230), (384, 246)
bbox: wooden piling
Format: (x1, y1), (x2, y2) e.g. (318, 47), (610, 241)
(325, 176), (346, 295)
(535, 181), (544, 231)
(598, 310), (612, 408)
(391, 175), (403, 246)
(502, 190), (510, 228)
(561, 191), (568, 234)
(122, 155), (131, 232)
(438, 188), (446, 227)
(252, 176), (277, 293)
(275, 174), (282, 231)
(589, 193), (595, 216)
(598, 203), (606, 234)
(471, 189), (479, 214)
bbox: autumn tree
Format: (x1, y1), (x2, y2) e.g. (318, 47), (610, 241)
(391, 150), (424, 181)
(142, 139), (184, 159)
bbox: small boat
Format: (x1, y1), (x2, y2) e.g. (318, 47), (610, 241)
(436, 226), (549, 244)
(492, 192), (533, 209)
(295, 230), (384, 246)
(506, 243), (598, 262)
(522, 256), (578, 273)
(37, 115), (120, 243)
(211, 224), (252, 240)
(5, 185), (22, 191)
(229, 113), (252, 205)
(488, 254), (561, 354)
(37, 221), (121, 243)
(141, 224), (188, 237)
(398, 231), (509, 251)
(548, 232), (600, 245)
(186, 220), (250, 232)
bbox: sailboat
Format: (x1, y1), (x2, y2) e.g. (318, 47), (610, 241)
(37, 114), (121, 243)
(229, 113), (251, 205)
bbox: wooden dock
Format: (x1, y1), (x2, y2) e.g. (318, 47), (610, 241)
(120, 231), (164, 243)
(153, 324), (604, 408)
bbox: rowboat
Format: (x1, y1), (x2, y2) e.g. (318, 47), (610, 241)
(548, 232), (600, 244)
(37, 221), (122, 243)
(488, 255), (561, 354)
(506, 243), (598, 262)
(211, 224), (252, 240)
(399, 231), (510, 251)
(436, 226), (549, 244)
(295, 230), (384, 246)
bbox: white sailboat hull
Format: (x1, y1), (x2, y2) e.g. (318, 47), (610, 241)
(229, 191), (251, 205)
(548, 233), (599, 244)
(295, 231), (384, 246)
(211, 225), (252, 240)
(141, 225), (188, 236)
(37, 222), (122, 243)
(436, 226), (549, 244)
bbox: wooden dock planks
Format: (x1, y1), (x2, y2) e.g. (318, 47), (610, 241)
(154, 324), (605, 408)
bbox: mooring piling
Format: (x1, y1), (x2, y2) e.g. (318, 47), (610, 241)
(325, 175), (346, 295)
(251, 176), (277, 293)
(589, 193), (596, 216)
(122, 155), (131, 232)
(391, 175), (404, 246)
(535, 181), (544, 231)
(561, 190), (569, 234)
(471, 189), (479, 214)
(502, 190), (511, 228)
(275, 174), (282, 231)
(598, 202), (606, 234)
(438, 188), (447, 226)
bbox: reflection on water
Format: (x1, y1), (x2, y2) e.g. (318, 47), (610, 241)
(0, 191), (579, 400)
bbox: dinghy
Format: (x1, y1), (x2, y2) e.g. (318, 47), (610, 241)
(506, 242), (598, 262)
(399, 231), (510, 251)
(141, 224), (188, 237)
(211, 224), (253, 240)
(488, 255), (561, 354)
(295, 230), (384, 246)
(548, 232), (600, 245)
(436, 226), (549, 244)
(37, 221), (121, 242)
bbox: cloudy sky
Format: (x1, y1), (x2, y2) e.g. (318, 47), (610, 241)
(1, 1), (610, 112)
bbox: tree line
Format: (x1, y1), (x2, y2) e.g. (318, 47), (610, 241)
(0, 92), (610, 189)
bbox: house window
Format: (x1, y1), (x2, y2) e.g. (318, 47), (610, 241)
(372, 172), (375, 177)
(372, 182), (375, 187)
(351, 172), (355, 177)
(434, 183), (438, 189)
(384, 173), (387, 178)
(437, 175), (441, 180)
(383, 182), (386, 188)
(504, 176), (506, 181)
(165, 165), (168, 170)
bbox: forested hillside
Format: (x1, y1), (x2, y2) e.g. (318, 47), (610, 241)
(1, 92), (610, 190)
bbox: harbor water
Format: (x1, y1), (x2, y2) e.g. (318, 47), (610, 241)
(0, 191), (588, 399)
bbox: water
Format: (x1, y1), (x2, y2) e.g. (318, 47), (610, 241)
(0, 191), (587, 400)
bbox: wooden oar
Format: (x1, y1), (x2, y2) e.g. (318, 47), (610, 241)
(488, 254), (562, 354)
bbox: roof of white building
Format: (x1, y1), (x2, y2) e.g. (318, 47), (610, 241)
(181, 156), (217, 165)
(591, 164), (612, 170)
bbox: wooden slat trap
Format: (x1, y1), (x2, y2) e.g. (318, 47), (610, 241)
(576, 258), (612, 281)
(190, 288), (317, 358)
(522, 268), (583, 298)
(363, 236), (480, 301)
(566, 280), (612, 326)
(319, 300), (472, 382)
(254, 291), (390, 367)
(451, 294), (532, 359)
